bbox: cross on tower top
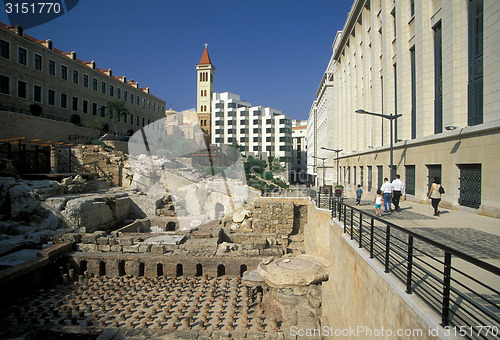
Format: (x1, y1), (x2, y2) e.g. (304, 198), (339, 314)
(204, 43), (208, 49)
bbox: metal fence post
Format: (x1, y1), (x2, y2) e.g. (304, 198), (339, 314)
(370, 218), (374, 258)
(343, 205), (347, 233)
(441, 252), (452, 326)
(385, 224), (391, 273)
(350, 209), (354, 240)
(406, 235), (414, 294)
(359, 212), (363, 248)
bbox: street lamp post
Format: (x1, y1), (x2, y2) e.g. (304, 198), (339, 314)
(321, 147), (342, 187)
(355, 109), (402, 180)
(312, 155), (327, 188)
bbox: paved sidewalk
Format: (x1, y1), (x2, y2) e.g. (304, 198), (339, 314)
(342, 196), (500, 264)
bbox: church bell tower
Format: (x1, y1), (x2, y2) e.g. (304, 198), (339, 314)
(196, 44), (215, 144)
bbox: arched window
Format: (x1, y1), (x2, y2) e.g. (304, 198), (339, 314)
(217, 264), (225, 277)
(201, 90), (203, 97)
(176, 264), (183, 277)
(79, 260), (87, 275)
(240, 264), (248, 277)
(204, 90), (207, 96)
(99, 261), (106, 276)
(196, 264), (203, 276)
(200, 73), (203, 82)
(118, 260), (126, 276)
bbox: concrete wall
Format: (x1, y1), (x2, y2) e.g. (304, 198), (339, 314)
(305, 201), (441, 339)
(70, 253), (262, 279)
(0, 110), (99, 143)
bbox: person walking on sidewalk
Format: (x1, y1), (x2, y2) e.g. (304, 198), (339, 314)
(380, 177), (393, 213)
(392, 174), (404, 212)
(428, 176), (443, 216)
(374, 189), (384, 217)
(355, 185), (363, 205)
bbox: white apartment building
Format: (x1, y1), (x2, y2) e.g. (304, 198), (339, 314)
(310, 0), (500, 217)
(291, 120), (307, 184)
(211, 92), (292, 167)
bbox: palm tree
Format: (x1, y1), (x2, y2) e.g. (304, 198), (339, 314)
(107, 100), (129, 140)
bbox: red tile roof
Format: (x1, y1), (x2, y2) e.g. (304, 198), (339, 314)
(198, 47), (212, 65)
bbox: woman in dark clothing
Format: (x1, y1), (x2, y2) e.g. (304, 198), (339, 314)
(428, 176), (442, 216)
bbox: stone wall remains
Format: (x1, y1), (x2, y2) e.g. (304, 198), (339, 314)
(305, 201), (439, 339)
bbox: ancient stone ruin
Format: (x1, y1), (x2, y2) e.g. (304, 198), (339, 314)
(0, 145), (330, 339)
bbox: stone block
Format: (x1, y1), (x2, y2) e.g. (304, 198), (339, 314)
(150, 245), (166, 254)
(98, 245), (111, 252)
(122, 245), (139, 253)
(110, 245), (122, 252)
(118, 237), (134, 246)
(97, 237), (109, 245)
(246, 249), (260, 256)
(138, 244), (152, 253)
(108, 238), (117, 246)
(61, 233), (81, 243)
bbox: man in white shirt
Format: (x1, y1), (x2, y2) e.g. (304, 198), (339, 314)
(392, 174), (404, 212)
(380, 178), (394, 213)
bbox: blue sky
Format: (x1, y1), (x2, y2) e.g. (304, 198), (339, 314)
(1, 0), (353, 120)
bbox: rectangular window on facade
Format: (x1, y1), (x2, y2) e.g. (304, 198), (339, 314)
(410, 0), (415, 17)
(405, 165), (415, 195)
(253, 137), (259, 142)
(117, 88), (121, 99)
(137, 96), (140, 105)
(360, 166), (364, 187)
(124, 91), (128, 101)
(33, 85), (42, 102)
(34, 54), (42, 71)
(48, 89), (55, 105)
(368, 166), (372, 191)
(72, 97), (78, 111)
(136, 116), (139, 126)
(130, 114), (133, 123)
(109, 85), (114, 97)
(142, 118), (145, 127)
(83, 100), (88, 114)
(266, 137), (272, 142)
(354, 166), (357, 185)
(72, 70), (78, 84)
(215, 138), (222, 143)
(347, 166), (351, 184)
(100, 105), (106, 117)
(123, 114), (127, 123)
(92, 78), (97, 91)
(131, 94), (134, 104)
(92, 103), (97, 115)
(60, 93), (67, 108)
(377, 165), (383, 189)
(410, 46), (416, 139)
(83, 74), (89, 87)
(18, 47), (27, 65)
(17, 80), (27, 98)
(253, 119), (259, 124)
(0, 75), (9, 94)
(467, 0), (483, 126)
(0, 39), (9, 59)
(61, 65), (68, 80)
(253, 128), (259, 133)
(142, 99), (145, 108)
(101, 81), (106, 94)
(434, 21), (443, 134)
(48, 60), (55, 75)
(253, 146), (259, 151)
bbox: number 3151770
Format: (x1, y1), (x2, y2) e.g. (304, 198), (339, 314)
(5, 2), (61, 14)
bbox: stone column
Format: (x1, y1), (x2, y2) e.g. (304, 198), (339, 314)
(50, 146), (58, 173)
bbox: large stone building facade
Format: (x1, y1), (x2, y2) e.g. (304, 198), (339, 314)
(291, 120), (307, 184)
(0, 23), (166, 142)
(211, 92), (293, 167)
(309, 0), (500, 217)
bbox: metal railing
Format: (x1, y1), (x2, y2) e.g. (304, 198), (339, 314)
(313, 193), (500, 339)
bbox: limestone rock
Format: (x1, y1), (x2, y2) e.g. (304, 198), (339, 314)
(232, 209), (251, 223)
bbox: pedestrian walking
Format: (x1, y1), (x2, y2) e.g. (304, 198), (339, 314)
(355, 185), (363, 205)
(374, 189), (383, 216)
(428, 176), (443, 216)
(380, 177), (393, 213)
(392, 174), (404, 211)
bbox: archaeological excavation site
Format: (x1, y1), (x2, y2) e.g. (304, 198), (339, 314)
(0, 143), (329, 339)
